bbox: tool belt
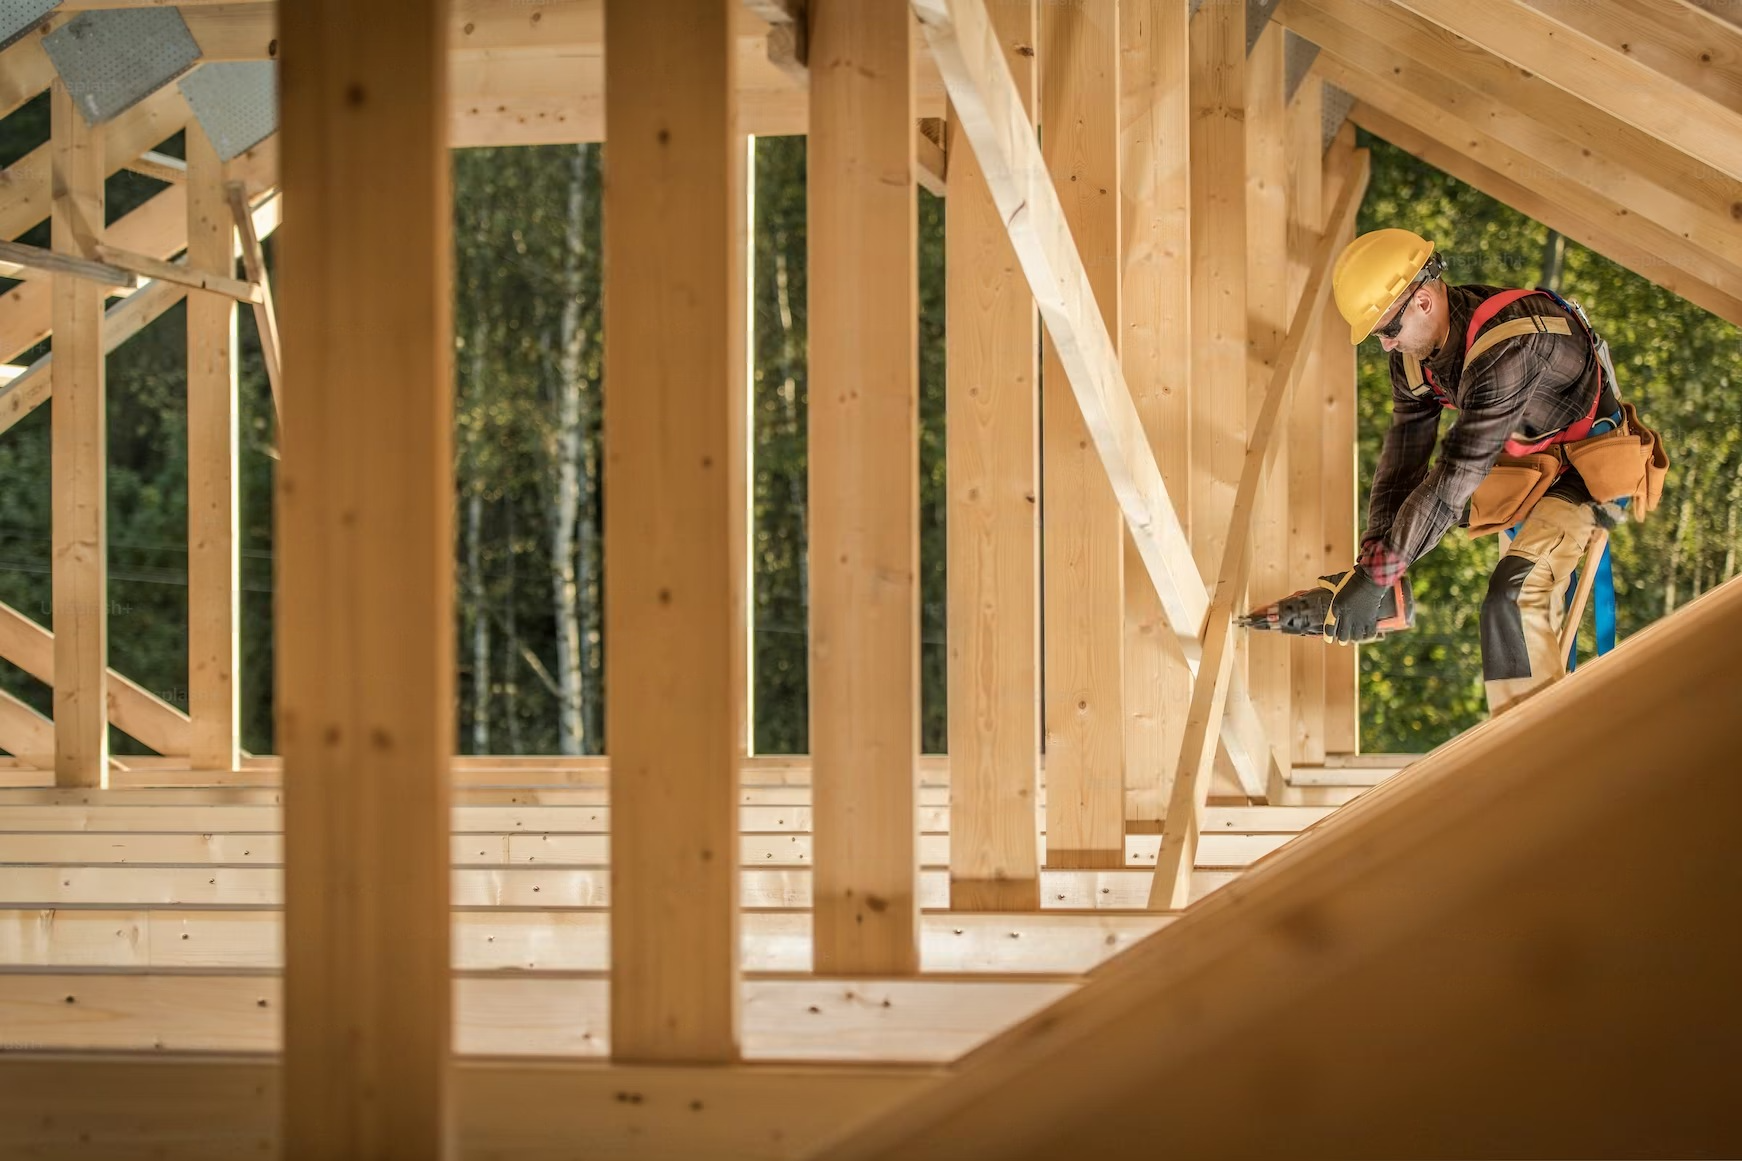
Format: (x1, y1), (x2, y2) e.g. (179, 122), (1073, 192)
(1467, 402), (1667, 536)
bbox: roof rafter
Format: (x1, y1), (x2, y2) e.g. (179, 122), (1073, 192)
(1309, 49), (1742, 326)
(1391, 0), (1742, 183)
(1279, 0), (1742, 274)
(1345, 98), (1742, 327)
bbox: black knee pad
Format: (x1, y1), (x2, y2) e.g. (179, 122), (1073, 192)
(1480, 555), (1535, 681)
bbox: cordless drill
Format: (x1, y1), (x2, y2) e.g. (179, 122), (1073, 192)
(1238, 570), (1415, 639)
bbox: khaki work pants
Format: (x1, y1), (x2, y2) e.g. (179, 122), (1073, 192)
(1479, 495), (1598, 716)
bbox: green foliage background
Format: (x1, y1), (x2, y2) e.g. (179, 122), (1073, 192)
(0, 105), (1733, 760)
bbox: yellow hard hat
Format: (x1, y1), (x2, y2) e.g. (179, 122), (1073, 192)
(1332, 228), (1436, 345)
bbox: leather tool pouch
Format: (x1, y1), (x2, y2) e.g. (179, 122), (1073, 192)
(1562, 401), (1668, 516)
(1468, 452), (1561, 537)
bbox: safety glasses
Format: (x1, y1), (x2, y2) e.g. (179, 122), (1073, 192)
(1372, 279), (1423, 341)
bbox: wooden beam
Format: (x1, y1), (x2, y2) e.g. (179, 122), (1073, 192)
(0, 137), (276, 366)
(1520, 0), (1742, 122)
(93, 243), (260, 303)
(185, 122), (240, 773)
(756, 0), (809, 83)
(1149, 147), (1371, 911)
(0, 826), (1309, 872)
(1187, 0), (1247, 592)
(1119, 0), (1192, 828)
(1318, 125), (1360, 755)
(124, 149), (189, 185)
(1283, 0), (1742, 241)
(227, 183), (283, 420)
(915, 120), (948, 196)
(0, 973), (1080, 1060)
(1246, 21), (1292, 795)
(944, 0), (1040, 911)
(604, 0), (747, 1059)
(1285, 78), (1326, 767)
(808, 0), (920, 975)
(0, 908), (1174, 975)
(0, 600), (191, 757)
(0, 33), (56, 123)
(1282, 0), (1742, 278)
(911, 0), (1279, 801)
(0, 185), (182, 363)
(49, 83), (109, 790)
(278, 0), (454, 1150)
(1319, 55), (1742, 327)
(0, 1055), (941, 1161)
(0, 687), (53, 768)
(0, 281), (187, 440)
(810, 543), (1742, 1161)
(0, 862), (1242, 910)
(1039, 0), (1123, 870)
(0, 238), (137, 288)
(0, 84), (191, 243)
(1391, 0), (1742, 184)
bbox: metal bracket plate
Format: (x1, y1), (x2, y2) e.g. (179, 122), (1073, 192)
(42, 8), (199, 125)
(180, 62), (278, 162)
(0, 0), (58, 55)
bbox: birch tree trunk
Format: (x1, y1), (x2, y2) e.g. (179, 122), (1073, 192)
(774, 239), (807, 609)
(1724, 496), (1737, 583)
(1666, 463), (1697, 614)
(463, 316), (492, 755)
(466, 487), (491, 754)
(506, 502), (524, 755)
(547, 143), (590, 755)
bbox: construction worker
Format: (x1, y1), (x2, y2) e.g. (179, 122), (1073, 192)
(1313, 227), (1663, 715)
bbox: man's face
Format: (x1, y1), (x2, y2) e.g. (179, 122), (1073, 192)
(1375, 283), (1438, 358)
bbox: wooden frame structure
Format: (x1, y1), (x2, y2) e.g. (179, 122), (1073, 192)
(0, 0), (1737, 1156)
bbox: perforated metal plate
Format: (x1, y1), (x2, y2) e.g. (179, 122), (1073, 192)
(180, 62), (277, 162)
(1322, 84), (1356, 152)
(42, 8), (198, 125)
(1285, 31), (1321, 104)
(0, 0), (58, 55)
(1246, 0), (1281, 55)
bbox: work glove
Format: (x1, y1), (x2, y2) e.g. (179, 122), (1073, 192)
(1327, 566), (1387, 645)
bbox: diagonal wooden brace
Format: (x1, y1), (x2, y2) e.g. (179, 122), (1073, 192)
(911, 0), (1282, 798)
(1149, 148), (1372, 911)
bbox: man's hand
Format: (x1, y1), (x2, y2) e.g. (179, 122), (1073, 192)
(1328, 567), (1387, 645)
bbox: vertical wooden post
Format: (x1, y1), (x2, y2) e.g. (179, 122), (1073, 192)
(1188, 0), (1247, 587)
(1041, 0), (1124, 870)
(605, 0), (746, 1056)
(810, 0), (920, 974)
(1322, 124), (1361, 754)
(1120, 0), (1192, 830)
(50, 82), (108, 789)
(279, 0), (454, 1151)
(187, 122), (239, 772)
(1246, 22), (1291, 793)
(946, 0), (1042, 911)
(1286, 79), (1327, 767)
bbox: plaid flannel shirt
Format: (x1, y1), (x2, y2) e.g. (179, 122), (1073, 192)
(1359, 283), (1602, 586)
